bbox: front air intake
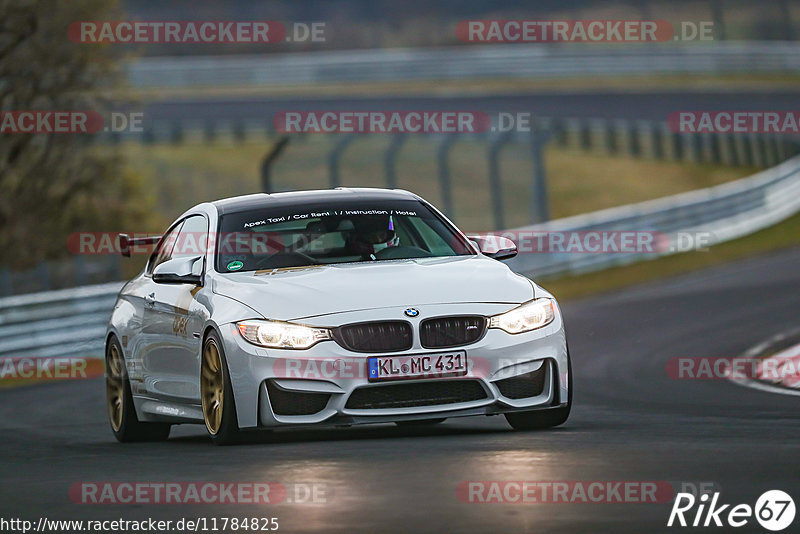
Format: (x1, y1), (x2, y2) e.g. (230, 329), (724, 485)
(266, 380), (331, 416)
(494, 366), (547, 399)
(345, 379), (488, 410)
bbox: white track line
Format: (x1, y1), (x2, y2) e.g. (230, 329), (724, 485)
(729, 328), (800, 397)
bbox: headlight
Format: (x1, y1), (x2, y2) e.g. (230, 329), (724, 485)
(489, 298), (555, 334)
(236, 320), (331, 349)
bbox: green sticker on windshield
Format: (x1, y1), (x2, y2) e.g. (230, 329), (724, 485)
(226, 260), (243, 271)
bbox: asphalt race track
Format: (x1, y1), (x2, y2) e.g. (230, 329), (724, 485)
(1, 246), (799, 533)
(142, 90), (800, 124)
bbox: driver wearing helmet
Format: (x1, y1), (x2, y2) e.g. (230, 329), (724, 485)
(347, 215), (399, 258)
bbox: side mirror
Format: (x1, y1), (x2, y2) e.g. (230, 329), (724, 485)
(467, 235), (518, 261)
(152, 255), (203, 285)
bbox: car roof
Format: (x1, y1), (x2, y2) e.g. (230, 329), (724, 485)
(211, 187), (420, 215)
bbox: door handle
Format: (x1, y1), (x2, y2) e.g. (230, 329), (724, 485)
(144, 293), (156, 307)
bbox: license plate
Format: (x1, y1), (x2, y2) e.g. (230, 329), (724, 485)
(368, 352), (468, 382)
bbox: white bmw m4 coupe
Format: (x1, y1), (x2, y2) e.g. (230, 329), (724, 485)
(106, 188), (571, 444)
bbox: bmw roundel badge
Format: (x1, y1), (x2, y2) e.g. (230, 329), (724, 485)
(404, 307), (420, 318)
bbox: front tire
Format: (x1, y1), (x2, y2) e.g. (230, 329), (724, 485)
(505, 355), (572, 431)
(201, 331), (242, 445)
(106, 336), (171, 442)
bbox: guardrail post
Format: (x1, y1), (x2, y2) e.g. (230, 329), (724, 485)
(699, 133), (712, 164)
(579, 120), (592, 151)
(776, 138), (786, 162)
(529, 123), (552, 223)
(170, 121), (184, 144)
(204, 120), (216, 143)
(733, 135), (749, 166)
(0, 268), (11, 296)
(764, 135), (779, 167)
(708, 133), (722, 165)
(627, 122), (642, 158)
(778, 137), (794, 162)
(328, 134), (357, 188)
(762, 136), (775, 165)
(566, 119), (583, 149)
(605, 120), (618, 154)
(142, 127), (155, 144)
(552, 119), (568, 147)
(233, 120), (246, 144)
(764, 134), (781, 163)
(749, 135), (765, 167)
(788, 138), (800, 158)
(720, 134), (736, 166)
(779, 0), (795, 40)
(670, 131), (683, 161)
(686, 134), (702, 163)
(384, 134), (407, 189)
(740, 135), (755, 166)
(74, 256), (87, 287)
(710, 0), (727, 41)
(488, 131), (513, 229)
(261, 136), (290, 192)
(112, 256), (123, 281)
(36, 263), (51, 292)
(650, 122), (665, 160)
(636, 120), (651, 159)
(437, 135), (458, 219)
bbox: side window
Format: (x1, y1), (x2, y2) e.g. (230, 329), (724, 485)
(146, 222), (183, 275)
(173, 215), (209, 260)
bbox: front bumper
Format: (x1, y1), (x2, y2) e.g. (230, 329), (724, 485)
(219, 302), (569, 429)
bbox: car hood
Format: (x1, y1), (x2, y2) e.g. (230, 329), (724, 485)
(212, 255), (534, 321)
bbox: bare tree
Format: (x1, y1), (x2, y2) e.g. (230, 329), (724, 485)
(0, 0), (147, 269)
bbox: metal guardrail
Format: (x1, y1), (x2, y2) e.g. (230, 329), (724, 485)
(126, 42), (800, 88)
(0, 282), (123, 361)
(0, 255), (122, 298)
(3, 153), (800, 361)
(505, 153), (800, 277)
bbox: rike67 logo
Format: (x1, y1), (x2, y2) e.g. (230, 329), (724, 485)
(668, 490), (795, 531)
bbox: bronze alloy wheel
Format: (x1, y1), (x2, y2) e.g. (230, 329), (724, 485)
(105, 344), (124, 432)
(201, 338), (225, 435)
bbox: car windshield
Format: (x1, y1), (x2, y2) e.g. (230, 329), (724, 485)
(215, 198), (474, 272)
